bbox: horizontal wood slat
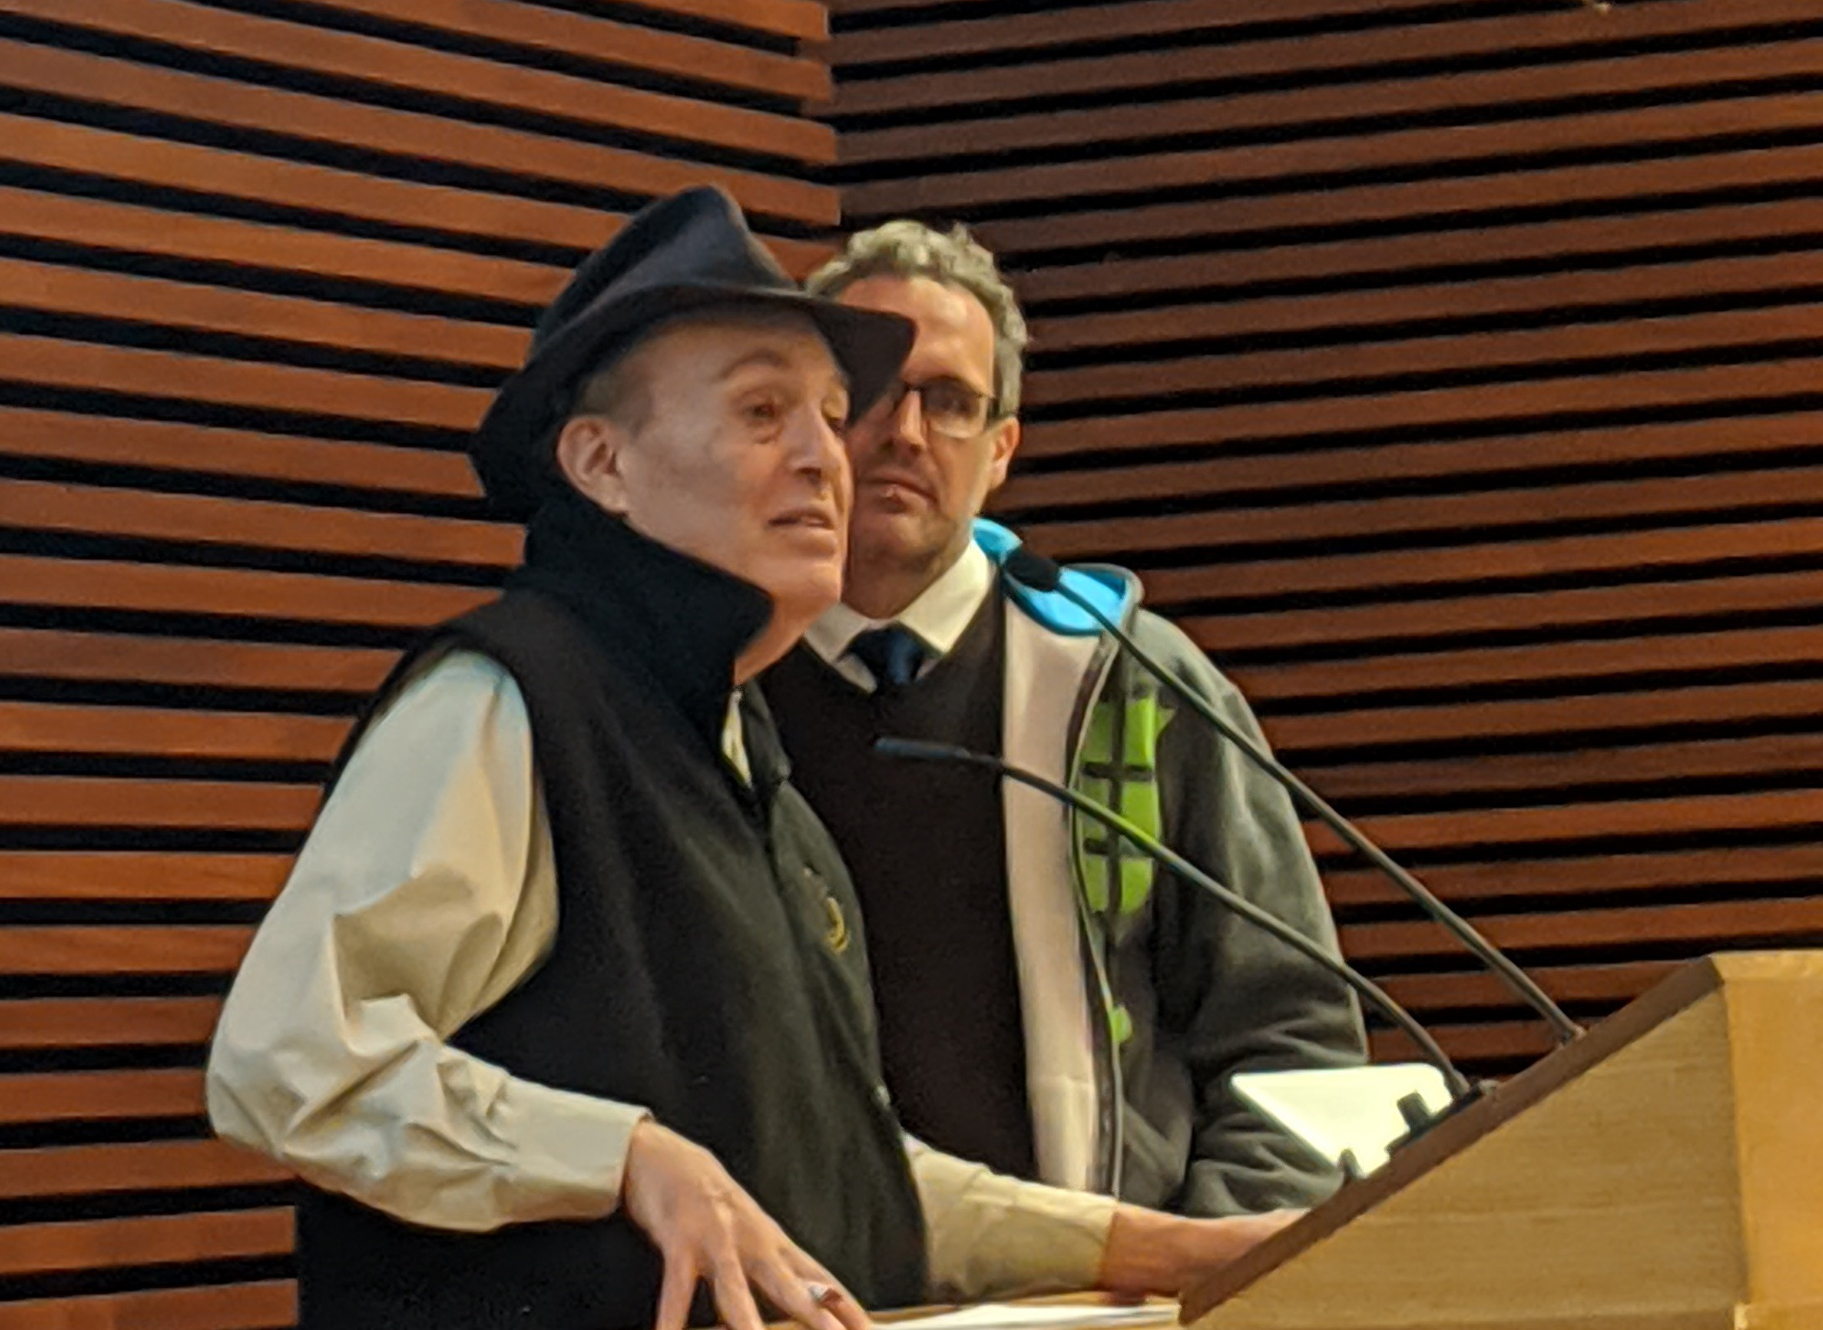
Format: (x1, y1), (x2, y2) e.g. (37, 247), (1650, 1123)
(1027, 251), (1823, 359)
(3, 0), (835, 175)
(1181, 566), (1823, 656)
(0, 780), (317, 832)
(0, 1280), (296, 1330)
(0, 479), (519, 565)
(1026, 468), (1823, 565)
(0, 997), (228, 1049)
(850, 90), (1823, 216)
(0, 629), (396, 693)
(0, 114), (832, 273)
(840, 36), (1823, 164)
(1019, 358), (1823, 462)
(296, 0), (829, 100)
(0, 406), (482, 496)
(1297, 734), (1823, 802)
(1230, 625), (1823, 706)
(1324, 846), (1823, 908)
(0, 702), (348, 764)
(0, 1209), (292, 1277)
(1142, 517), (1823, 609)
(0, 926), (256, 975)
(832, 0), (1813, 116)
(0, 1141), (291, 1200)
(971, 143), (1823, 257)
(998, 412), (1823, 516)
(0, 186), (561, 308)
(0, 853), (291, 902)
(0, 554), (490, 626)
(1311, 791), (1823, 858)
(0, 1070), (205, 1125)
(0, 252), (528, 369)
(1343, 899), (1823, 963)
(1027, 303), (1823, 410)
(0, 333), (490, 430)
(1015, 197), (1823, 307)
(1265, 681), (1823, 751)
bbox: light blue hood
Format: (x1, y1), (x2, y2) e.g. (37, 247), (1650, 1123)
(973, 518), (1136, 638)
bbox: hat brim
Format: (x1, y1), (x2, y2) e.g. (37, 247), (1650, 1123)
(472, 283), (914, 522)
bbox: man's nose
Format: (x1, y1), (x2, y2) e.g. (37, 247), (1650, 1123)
(885, 385), (927, 450)
(790, 406), (847, 479)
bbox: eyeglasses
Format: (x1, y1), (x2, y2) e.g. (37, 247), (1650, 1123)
(866, 378), (998, 441)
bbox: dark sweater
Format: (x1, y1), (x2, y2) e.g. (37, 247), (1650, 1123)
(296, 489), (927, 1330)
(765, 597), (1037, 1181)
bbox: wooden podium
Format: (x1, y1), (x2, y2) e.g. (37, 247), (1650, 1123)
(1180, 952), (1823, 1330)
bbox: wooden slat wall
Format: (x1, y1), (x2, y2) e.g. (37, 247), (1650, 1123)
(0, 0), (834, 1321)
(829, 0), (1823, 1074)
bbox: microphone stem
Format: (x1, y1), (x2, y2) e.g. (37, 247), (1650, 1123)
(925, 744), (1476, 1101)
(1051, 580), (1584, 1047)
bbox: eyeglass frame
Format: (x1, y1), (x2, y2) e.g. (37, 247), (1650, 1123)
(860, 376), (1006, 442)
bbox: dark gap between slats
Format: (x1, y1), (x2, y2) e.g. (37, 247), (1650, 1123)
(0, 308), (512, 387)
(831, 70), (1823, 184)
(199, 0), (806, 107)
(0, 16), (815, 175)
(0, 1183), (303, 1229)
(0, 527), (512, 585)
(0, 233), (546, 327)
(0, 1254), (295, 1303)
(0, 161), (592, 268)
(826, 18), (1823, 128)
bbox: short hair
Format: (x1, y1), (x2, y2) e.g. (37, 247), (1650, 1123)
(807, 220), (1028, 418)
(570, 347), (652, 435)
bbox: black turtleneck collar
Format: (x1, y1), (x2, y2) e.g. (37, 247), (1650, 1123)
(509, 485), (774, 757)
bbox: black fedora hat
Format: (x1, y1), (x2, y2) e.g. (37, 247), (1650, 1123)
(471, 186), (914, 520)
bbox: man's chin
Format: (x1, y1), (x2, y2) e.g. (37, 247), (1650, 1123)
(848, 511), (942, 567)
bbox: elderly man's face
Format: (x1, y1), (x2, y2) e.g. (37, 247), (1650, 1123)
(579, 311), (854, 623)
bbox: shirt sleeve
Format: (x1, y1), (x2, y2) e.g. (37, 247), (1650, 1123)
(205, 650), (650, 1232)
(907, 1136), (1116, 1302)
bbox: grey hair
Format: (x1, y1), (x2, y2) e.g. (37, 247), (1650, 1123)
(807, 220), (1028, 418)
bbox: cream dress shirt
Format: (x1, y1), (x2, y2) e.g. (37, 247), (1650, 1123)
(205, 643), (1114, 1303)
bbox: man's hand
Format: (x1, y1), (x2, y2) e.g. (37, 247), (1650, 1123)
(622, 1119), (871, 1330)
(1098, 1204), (1302, 1296)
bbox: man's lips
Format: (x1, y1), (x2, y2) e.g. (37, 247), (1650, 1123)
(770, 506), (837, 530)
(858, 472), (934, 503)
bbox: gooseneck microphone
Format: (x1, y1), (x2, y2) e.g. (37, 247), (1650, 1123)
(998, 545), (1584, 1047)
(873, 735), (1477, 1102)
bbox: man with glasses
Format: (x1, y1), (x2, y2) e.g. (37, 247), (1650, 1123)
(765, 222), (1366, 1228)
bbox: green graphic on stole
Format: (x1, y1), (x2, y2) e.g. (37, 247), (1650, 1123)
(1073, 682), (1175, 920)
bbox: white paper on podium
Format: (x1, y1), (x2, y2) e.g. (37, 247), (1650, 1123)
(888, 1302), (1176, 1330)
(1231, 1063), (1454, 1176)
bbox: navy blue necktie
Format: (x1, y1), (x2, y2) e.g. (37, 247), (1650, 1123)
(848, 625), (927, 690)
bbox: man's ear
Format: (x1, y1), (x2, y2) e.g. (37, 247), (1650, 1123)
(555, 414), (632, 514)
(986, 415), (1022, 493)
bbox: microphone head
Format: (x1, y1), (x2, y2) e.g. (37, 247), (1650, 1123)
(1001, 546), (1064, 592)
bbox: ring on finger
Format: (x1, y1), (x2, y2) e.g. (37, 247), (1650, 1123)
(805, 1282), (842, 1309)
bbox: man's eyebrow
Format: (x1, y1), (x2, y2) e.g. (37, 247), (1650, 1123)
(715, 348), (794, 381)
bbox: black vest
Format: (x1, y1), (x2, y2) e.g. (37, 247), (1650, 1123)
(297, 491), (927, 1330)
(764, 596), (1036, 1180)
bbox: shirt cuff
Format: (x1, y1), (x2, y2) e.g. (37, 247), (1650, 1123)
(910, 1144), (1118, 1302)
(492, 1077), (652, 1222)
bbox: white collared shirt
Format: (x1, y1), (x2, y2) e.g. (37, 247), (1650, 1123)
(803, 541), (995, 689)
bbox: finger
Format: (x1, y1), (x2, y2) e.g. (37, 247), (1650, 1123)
(653, 1248), (697, 1330)
(781, 1257), (869, 1330)
(755, 1255), (849, 1330)
(707, 1233), (768, 1330)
